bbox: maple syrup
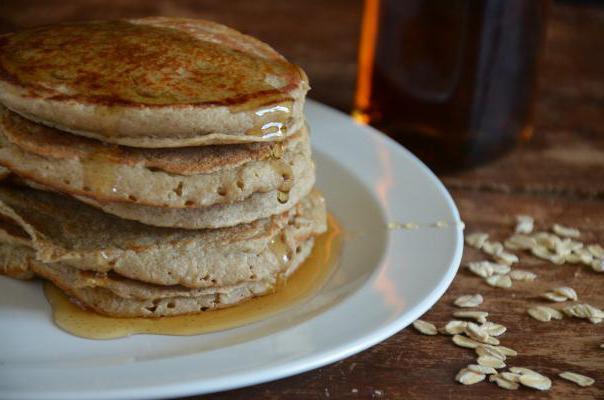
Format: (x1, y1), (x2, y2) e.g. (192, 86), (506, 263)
(81, 149), (120, 196)
(44, 214), (343, 340)
(245, 101), (294, 140)
(354, 0), (549, 171)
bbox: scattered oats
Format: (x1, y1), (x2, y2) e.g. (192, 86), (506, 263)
(528, 306), (550, 322)
(452, 334), (481, 349)
(562, 304), (601, 318)
(468, 364), (498, 375)
(551, 254), (567, 265)
(519, 373), (552, 391)
(500, 372), (522, 383)
(553, 238), (583, 255)
(412, 320), (438, 335)
(476, 345), (506, 361)
(591, 258), (604, 272)
(532, 231), (562, 249)
(581, 254), (595, 266)
(504, 234), (537, 250)
(467, 261), (511, 278)
(477, 355), (506, 369)
(531, 245), (566, 264)
(484, 336), (501, 345)
(494, 251), (519, 266)
(486, 274), (512, 289)
(492, 264), (512, 275)
(435, 220), (449, 228)
(528, 306), (563, 322)
(482, 241), (504, 256)
(453, 310), (489, 324)
(563, 303), (604, 324)
(541, 292), (570, 303)
(455, 368), (486, 385)
(553, 287), (578, 301)
(442, 320), (468, 335)
(573, 248), (594, 265)
(490, 374), (520, 390)
(510, 367), (540, 375)
(493, 345), (518, 357)
(531, 245), (552, 260)
(587, 244), (604, 258)
(373, 389), (383, 396)
(565, 253), (582, 264)
(465, 232), (489, 249)
(481, 321), (507, 337)
(510, 367), (552, 391)
(549, 308), (564, 320)
(555, 246), (571, 257)
(515, 215), (534, 234)
(543, 285), (580, 302)
(454, 294), (484, 308)
(565, 239), (583, 252)
(600, 344), (604, 349)
(466, 261), (494, 278)
(510, 269), (537, 281)
(547, 305), (566, 318)
(553, 224), (580, 238)
(558, 371), (595, 387)
(465, 322), (491, 343)
(477, 344), (518, 358)
(585, 307), (603, 320)
(351, 388), (358, 393)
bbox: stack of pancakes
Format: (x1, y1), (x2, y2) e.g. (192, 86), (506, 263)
(0, 17), (326, 317)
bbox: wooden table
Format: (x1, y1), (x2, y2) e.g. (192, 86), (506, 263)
(2, 1), (602, 398)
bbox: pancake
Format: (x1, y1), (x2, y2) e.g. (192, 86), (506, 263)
(0, 17), (308, 147)
(73, 165), (315, 229)
(20, 161), (314, 229)
(0, 106), (311, 209)
(0, 185), (327, 288)
(0, 239), (314, 317)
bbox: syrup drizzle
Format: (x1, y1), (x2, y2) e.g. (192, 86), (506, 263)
(81, 149), (120, 196)
(246, 101), (294, 139)
(44, 214), (343, 340)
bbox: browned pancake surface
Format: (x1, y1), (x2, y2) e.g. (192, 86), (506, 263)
(0, 18), (302, 108)
(0, 105), (296, 175)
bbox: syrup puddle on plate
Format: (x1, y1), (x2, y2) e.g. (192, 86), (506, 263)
(44, 214), (343, 339)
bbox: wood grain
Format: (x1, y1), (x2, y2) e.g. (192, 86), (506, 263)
(0, 1), (602, 398)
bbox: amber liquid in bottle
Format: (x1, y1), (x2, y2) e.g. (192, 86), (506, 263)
(354, 0), (549, 172)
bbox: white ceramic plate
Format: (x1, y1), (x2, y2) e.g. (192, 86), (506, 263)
(0, 100), (463, 400)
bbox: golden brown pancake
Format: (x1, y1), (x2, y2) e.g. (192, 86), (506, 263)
(0, 105), (312, 213)
(0, 184), (327, 288)
(0, 17), (309, 147)
(0, 239), (315, 317)
(0, 105), (288, 175)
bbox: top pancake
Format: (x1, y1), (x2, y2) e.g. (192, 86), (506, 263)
(0, 17), (309, 147)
